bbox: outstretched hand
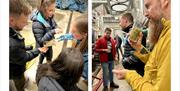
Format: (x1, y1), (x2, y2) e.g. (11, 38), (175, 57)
(113, 68), (129, 80)
(38, 47), (49, 53)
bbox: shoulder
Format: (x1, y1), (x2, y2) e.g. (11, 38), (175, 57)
(32, 21), (44, 29)
(38, 76), (50, 90)
(38, 76), (65, 91)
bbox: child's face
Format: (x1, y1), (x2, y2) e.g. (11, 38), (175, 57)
(10, 14), (28, 31)
(44, 3), (55, 19)
(70, 22), (83, 40)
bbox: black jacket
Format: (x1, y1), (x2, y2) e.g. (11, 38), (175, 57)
(122, 24), (145, 76)
(38, 76), (65, 91)
(31, 11), (57, 48)
(10, 27), (40, 79)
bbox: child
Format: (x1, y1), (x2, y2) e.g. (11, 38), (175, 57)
(70, 14), (88, 83)
(36, 48), (84, 91)
(31, 0), (61, 64)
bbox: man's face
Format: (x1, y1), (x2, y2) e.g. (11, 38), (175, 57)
(144, 0), (164, 48)
(144, 0), (162, 23)
(105, 30), (111, 39)
(10, 14), (28, 31)
(119, 16), (127, 29)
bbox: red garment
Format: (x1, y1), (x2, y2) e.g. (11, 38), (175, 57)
(95, 36), (116, 62)
(114, 39), (117, 47)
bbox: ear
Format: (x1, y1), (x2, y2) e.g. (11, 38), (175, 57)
(161, 0), (169, 9)
(9, 16), (13, 22)
(9, 16), (15, 25)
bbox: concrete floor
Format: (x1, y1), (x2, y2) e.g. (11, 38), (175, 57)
(92, 50), (132, 91)
(96, 62), (132, 91)
(92, 63), (132, 91)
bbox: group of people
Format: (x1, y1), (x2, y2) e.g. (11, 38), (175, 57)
(95, 0), (170, 91)
(9, 0), (171, 91)
(9, 0), (88, 91)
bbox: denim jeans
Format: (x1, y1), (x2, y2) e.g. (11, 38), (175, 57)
(82, 52), (88, 81)
(101, 61), (114, 86)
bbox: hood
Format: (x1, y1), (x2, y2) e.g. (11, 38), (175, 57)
(30, 10), (51, 28)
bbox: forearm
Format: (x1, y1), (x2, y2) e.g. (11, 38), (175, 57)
(125, 71), (154, 91)
(133, 46), (150, 63)
(24, 48), (40, 62)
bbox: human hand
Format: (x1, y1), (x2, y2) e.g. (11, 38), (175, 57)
(113, 68), (129, 80)
(55, 28), (63, 34)
(38, 47), (48, 53)
(102, 49), (110, 53)
(43, 40), (56, 47)
(129, 32), (143, 52)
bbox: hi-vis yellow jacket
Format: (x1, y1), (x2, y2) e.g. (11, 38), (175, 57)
(125, 18), (171, 91)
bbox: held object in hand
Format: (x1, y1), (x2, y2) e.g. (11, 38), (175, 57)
(56, 33), (74, 41)
(129, 27), (141, 42)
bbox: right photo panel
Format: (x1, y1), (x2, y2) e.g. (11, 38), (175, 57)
(92, 0), (170, 91)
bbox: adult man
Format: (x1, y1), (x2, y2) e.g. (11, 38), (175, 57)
(10, 0), (48, 91)
(113, 0), (171, 91)
(95, 28), (119, 91)
(119, 13), (145, 76)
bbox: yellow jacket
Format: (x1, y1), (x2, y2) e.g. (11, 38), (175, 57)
(125, 18), (171, 91)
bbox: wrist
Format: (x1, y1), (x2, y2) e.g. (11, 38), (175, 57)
(137, 45), (143, 53)
(140, 46), (149, 54)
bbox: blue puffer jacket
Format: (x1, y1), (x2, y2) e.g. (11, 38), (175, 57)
(31, 10), (57, 48)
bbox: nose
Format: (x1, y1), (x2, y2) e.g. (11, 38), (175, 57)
(119, 21), (121, 26)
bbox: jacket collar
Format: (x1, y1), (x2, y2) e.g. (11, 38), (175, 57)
(31, 10), (52, 28)
(159, 18), (171, 39)
(122, 24), (133, 33)
(103, 35), (112, 41)
(36, 12), (51, 28)
(9, 27), (24, 40)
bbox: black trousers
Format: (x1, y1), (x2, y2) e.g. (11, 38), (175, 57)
(39, 47), (53, 64)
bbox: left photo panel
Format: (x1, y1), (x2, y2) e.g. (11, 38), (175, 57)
(9, 0), (88, 91)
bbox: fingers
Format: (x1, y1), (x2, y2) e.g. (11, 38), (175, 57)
(38, 47), (49, 53)
(128, 38), (137, 48)
(112, 68), (122, 74)
(113, 69), (124, 80)
(138, 32), (143, 42)
(55, 28), (63, 34)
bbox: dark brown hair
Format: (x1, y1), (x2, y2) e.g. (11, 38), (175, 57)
(36, 48), (84, 90)
(104, 27), (112, 32)
(50, 48), (84, 89)
(10, 0), (31, 16)
(74, 14), (88, 53)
